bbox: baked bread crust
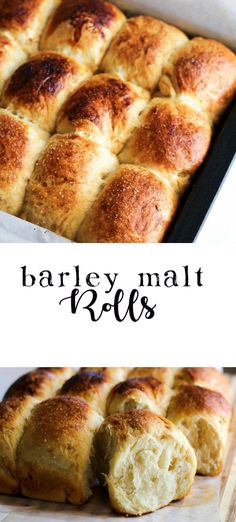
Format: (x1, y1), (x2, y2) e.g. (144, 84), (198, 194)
(16, 397), (103, 504)
(77, 164), (178, 243)
(0, 32), (26, 93)
(119, 98), (212, 195)
(21, 133), (118, 240)
(95, 409), (197, 515)
(2, 52), (90, 132)
(174, 367), (231, 402)
(80, 367), (130, 383)
(57, 73), (149, 153)
(106, 377), (172, 417)
(60, 370), (114, 416)
(40, 0), (125, 71)
(159, 37), (236, 123)
(0, 0), (59, 54)
(129, 368), (179, 387)
(167, 385), (231, 476)
(101, 16), (188, 91)
(0, 109), (48, 215)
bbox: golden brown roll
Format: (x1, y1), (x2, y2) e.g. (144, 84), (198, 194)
(77, 164), (178, 243)
(40, 0), (126, 71)
(36, 367), (77, 389)
(95, 410), (197, 515)
(0, 32), (26, 93)
(167, 385), (231, 476)
(56, 73), (149, 153)
(119, 97), (212, 195)
(4, 368), (73, 400)
(106, 377), (172, 416)
(0, 0), (59, 54)
(0, 396), (37, 494)
(128, 368), (179, 387)
(0, 109), (48, 216)
(174, 368), (231, 402)
(21, 133), (118, 240)
(2, 51), (90, 132)
(59, 370), (113, 416)
(80, 367), (130, 384)
(101, 16), (188, 92)
(159, 37), (236, 123)
(17, 397), (103, 504)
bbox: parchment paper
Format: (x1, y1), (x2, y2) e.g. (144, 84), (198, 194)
(0, 478), (220, 522)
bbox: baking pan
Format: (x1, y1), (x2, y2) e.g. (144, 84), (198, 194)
(166, 99), (236, 242)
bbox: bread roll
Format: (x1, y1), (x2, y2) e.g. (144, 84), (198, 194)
(77, 164), (177, 243)
(60, 370), (113, 416)
(0, 396), (36, 494)
(21, 133), (118, 240)
(0, 0), (59, 54)
(2, 52), (90, 132)
(0, 109), (48, 216)
(4, 368), (73, 400)
(159, 37), (236, 123)
(56, 73), (149, 153)
(40, 0), (125, 71)
(129, 368), (179, 387)
(106, 377), (172, 416)
(0, 32), (26, 93)
(101, 16), (188, 92)
(167, 385), (231, 476)
(80, 367), (130, 384)
(174, 368), (231, 402)
(95, 410), (197, 515)
(119, 97), (212, 195)
(17, 397), (103, 504)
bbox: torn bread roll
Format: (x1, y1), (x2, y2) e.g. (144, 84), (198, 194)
(2, 52), (90, 132)
(119, 97), (212, 195)
(0, 109), (48, 216)
(17, 397), (103, 504)
(59, 370), (114, 416)
(40, 0), (125, 71)
(0, 0), (59, 54)
(0, 368), (73, 495)
(174, 367), (231, 402)
(159, 37), (236, 123)
(167, 385), (231, 476)
(56, 73), (149, 154)
(101, 16), (188, 92)
(21, 133), (118, 240)
(129, 368), (179, 387)
(77, 164), (178, 243)
(95, 410), (197, 515)
(106, 377), (172, 416)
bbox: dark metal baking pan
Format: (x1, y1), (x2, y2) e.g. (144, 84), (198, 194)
(166, 100), (236, 243)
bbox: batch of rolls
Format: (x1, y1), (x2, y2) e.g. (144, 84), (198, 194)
(0, 1), (235, 242)
(0, 367), (232, 516)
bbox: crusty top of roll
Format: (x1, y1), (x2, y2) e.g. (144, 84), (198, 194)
(2, 52), (89, 131)
(168, 385), (231, 419)
(119, 98), (212, 192)
(23, 396), (98, 442)
(4, 369), (60, 401)
(60, 371), (110, 395)
(0, 110), (31, 190)
(109, 377), (166, 398)
(40, 0), (125, 70)
(77, 164), (177, 243)
(80, 368), (129, 383)
(159, 37), (236, 122)
(174, 367), (231, 402)
(101, 16), (188, 91)
(0, 0), (59, 54)
(57, 73), (149, 153)
(100, 409), (178, 437)
(129, 368), (178, 387)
